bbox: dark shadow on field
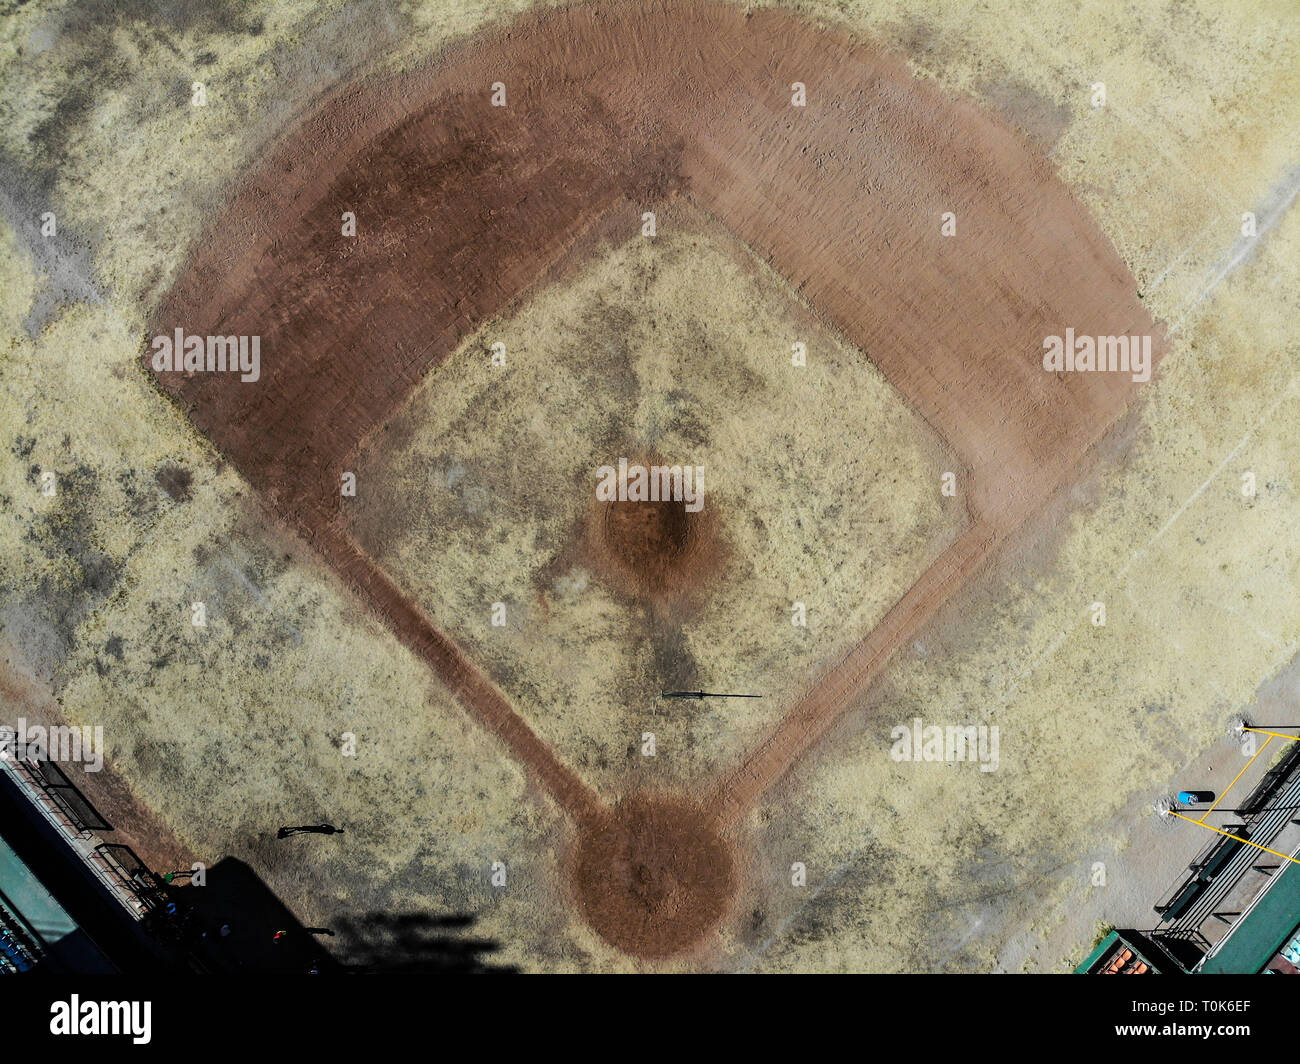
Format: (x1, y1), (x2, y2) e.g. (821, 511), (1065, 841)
(157, 861), (512, 973)
(331, 912), (517, 973)
(159, 857), (344, 974)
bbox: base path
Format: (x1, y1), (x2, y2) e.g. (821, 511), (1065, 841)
(311, 521), (607, 829)
(707, 521), (999, 827)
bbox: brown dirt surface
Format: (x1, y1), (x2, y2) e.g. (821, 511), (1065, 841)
(148, 0), (1159, 537)
(145, 0), (1160, 960)
(572, 792), (735, 959)
(603, 500), (695, 590)
(581, 466), (727, 612)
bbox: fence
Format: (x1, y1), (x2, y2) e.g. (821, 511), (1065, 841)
(1, 753), (162, 919)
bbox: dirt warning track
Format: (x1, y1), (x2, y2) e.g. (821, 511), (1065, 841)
(149, 0), (1162, 960)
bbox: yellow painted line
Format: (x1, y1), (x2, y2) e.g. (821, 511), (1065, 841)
(1200, 736), (1271, 823)
(1243, 727), (1300, 743)
(1168, 810), (1300, 868)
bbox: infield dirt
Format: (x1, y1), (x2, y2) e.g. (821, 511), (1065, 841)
(150, 0), (1159, 533)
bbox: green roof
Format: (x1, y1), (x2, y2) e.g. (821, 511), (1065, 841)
(1076, 930), (1121, 973)
(0, 833), (78, 945)
(1198, 859), (1300, 974)
(1075, 929), (1168, 974)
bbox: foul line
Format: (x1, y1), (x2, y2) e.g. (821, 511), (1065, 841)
(1167, 810), (1300, 868)
(1199, 736), (1270, 822)
(1243, 727), (1300, 744)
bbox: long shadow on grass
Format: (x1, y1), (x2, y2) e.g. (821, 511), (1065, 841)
(165, 860), (514, 973)
(331, 912), (517, 973)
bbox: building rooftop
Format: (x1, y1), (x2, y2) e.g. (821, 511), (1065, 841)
(1197, 850), (1300, 975)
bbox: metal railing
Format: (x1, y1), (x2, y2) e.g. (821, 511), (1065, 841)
(0, 754), (156, 919)
(1153, 739), (1300, 947)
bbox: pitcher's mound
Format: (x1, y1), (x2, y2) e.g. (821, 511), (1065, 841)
(584, 484), (725, 609)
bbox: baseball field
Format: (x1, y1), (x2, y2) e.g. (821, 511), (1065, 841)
(0, 0), (1296, 971)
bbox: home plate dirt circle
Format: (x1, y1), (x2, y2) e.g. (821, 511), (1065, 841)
(573, 794), (735, 959)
